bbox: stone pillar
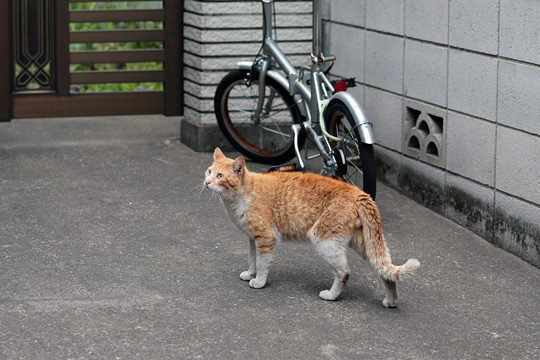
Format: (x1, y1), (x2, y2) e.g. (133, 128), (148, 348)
(181, 0), (312, 151)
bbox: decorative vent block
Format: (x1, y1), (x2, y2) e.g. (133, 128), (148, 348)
(402, 101), (446, 167)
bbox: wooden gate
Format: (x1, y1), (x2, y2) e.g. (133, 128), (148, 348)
(0, 0), (183, 121)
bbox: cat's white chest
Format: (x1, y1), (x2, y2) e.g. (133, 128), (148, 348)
(221, 195), (251, 231)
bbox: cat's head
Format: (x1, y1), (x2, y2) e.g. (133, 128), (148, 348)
(204, 147), (247, 195)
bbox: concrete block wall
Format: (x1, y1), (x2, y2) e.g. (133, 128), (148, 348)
(323, 0), (540, 267)
(181, 0), (312, 151)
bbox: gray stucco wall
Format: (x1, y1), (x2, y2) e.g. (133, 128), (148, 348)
(181, 0), (539, 267)
(322, 0), (539, 266)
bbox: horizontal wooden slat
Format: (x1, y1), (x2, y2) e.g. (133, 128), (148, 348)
(13, 92), (164, 118)
(70, 29), (163, 43)
(70, 50), (164, 64)
(71, 70), (164, 84)
(70, 0), (147, 2)
(70, 9), (164, 22)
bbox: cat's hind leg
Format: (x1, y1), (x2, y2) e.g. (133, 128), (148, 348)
(381, 277), (398, 308)
(248, 235), (275, 289)
(312, 238), (350, 301)
(240, 238), (257, 281)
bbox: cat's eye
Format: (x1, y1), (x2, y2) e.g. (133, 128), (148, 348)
(207, 169), (211, 174)
(217, 173), (224, 179)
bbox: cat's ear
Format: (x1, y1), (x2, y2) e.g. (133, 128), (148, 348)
(232, 157), (245, 175)
(213, 147), (224, 160)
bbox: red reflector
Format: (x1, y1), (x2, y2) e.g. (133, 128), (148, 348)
(334, 80), (347, 92)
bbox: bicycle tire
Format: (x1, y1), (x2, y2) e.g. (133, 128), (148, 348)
(214, 68), (306, 165)
(324, 99), (377, 199)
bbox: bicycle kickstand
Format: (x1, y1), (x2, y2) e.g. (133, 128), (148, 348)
(267, 124), (305, 173)
(291, 124), (305, 170)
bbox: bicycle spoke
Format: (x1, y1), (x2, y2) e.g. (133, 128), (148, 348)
(346, 160), (363, 177)
(221, 76), (296, 156)
(230, 108), (253, 115)
(260, 126), (291, 138)
(331, 116), (365, 186)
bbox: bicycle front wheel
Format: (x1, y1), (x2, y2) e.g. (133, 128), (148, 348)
(214, 69), (305, 165)
(324, 99), (377, 199)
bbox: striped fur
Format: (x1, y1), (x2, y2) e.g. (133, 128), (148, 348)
(204, 148), (420, 307)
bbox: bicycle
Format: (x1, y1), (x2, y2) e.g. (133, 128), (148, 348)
(214, 0), (377, 199)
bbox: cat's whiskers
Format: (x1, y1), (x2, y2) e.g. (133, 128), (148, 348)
(198, 184), (206, 197)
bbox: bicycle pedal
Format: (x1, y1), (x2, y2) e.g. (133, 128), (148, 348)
(268, 163), (300, 173)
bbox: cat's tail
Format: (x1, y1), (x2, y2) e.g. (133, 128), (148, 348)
(376, 257), (421, 282)
(354, 206), (420, 282)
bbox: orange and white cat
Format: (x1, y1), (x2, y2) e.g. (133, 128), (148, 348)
(204, 148), (419, 307)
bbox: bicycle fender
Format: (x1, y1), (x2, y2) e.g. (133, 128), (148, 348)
(237, 61), (290, 95)
(331, 92), (376, 145)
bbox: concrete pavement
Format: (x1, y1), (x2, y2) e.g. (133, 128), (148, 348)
(0, 116), (538, 359)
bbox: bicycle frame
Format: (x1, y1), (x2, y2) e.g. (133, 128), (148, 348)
(238, 0), (375, 171)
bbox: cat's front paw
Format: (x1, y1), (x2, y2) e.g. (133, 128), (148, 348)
(239, 271), (256, 281)
(382, 297), (397, 308)
(249, 278), (266, 289)
(319, 290), (339, 301)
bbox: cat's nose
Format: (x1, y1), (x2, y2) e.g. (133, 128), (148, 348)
(204, 180), (210, 187)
